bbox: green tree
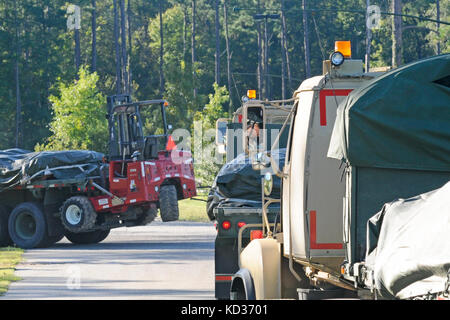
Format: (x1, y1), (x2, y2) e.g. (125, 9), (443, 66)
(193, 83), (229, 186)
(35, 67), (107, 153)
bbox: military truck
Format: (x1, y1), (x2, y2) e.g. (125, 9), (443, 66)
(208, 93), (293, 299)
(0, 95), (197, 249)
(229, 45), (450, 300)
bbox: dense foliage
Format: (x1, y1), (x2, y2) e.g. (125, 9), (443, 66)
(0, 0), (447, 154)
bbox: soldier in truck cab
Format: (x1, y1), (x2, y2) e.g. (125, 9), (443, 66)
(246, 111), (263, 153)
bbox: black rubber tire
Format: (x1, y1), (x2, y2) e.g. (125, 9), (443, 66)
(65, 229), (110, 245)
(136, 206), (158, 226)
(8, 202), (49, 249)
(159, 185), (179, 222)
(0, 205), (13, 247)
(60, 196), (97, 233)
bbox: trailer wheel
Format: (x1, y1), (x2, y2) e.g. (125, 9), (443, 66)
(60, 196), (97, 233)
(8, 202), (49, 249)
(0, 205), (13, 247)
(159, 185), (179, 222)
(64, 230), (110, 245)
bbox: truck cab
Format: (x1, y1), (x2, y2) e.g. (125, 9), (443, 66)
(211, 93), (293, 299)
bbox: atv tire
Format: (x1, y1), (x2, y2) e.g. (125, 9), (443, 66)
(65, 229), (110, 245)
(60, 196), (97, 233)
(159, 185), (179, 222)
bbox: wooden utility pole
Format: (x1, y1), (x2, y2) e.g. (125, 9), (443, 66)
(302, 0), (311, 78)
(214, 0), (220, 85)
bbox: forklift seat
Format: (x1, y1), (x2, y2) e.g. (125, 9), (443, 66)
(144, 137), (159, 159)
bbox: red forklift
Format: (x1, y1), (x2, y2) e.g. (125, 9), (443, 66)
(0, 95), (196, 248)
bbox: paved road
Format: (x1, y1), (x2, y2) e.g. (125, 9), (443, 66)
(1, 221), (217, 300)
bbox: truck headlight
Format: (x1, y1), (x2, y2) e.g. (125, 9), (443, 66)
(330, 51), (345, 66)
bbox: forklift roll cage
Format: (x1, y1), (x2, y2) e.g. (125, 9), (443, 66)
(107, 95), (170, 161)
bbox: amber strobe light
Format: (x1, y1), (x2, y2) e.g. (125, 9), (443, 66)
(247, 90), (257, 100)
(334, 41), (352, 58)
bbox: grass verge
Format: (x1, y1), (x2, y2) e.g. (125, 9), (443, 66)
(178, 195), (211, 222)
(0, 247), (23, 296)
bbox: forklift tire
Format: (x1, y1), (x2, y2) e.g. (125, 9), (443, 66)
(137, 206), (158, 226)
(60, 196), (97, 233)
(159, 185), (179, 222)
(0, 205), (13, 247)
(8, 202), (50, 249)
(65, 230), (110, 245)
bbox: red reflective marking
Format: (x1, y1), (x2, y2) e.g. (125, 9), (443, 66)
(319, 89), (353, 126)
(309, 210), (343, 250)
(215, 275), (233, 281)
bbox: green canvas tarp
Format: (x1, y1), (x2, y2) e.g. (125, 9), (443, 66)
(328, 54), (450, 172)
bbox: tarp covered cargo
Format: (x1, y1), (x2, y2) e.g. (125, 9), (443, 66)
(364, 181), (450, 299)
(328, 54), (450, 172)
(206, 149), (285, 220)
(0, 149), (104, 190)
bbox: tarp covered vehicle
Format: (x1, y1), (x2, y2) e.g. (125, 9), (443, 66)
(328, 53), (450, 299)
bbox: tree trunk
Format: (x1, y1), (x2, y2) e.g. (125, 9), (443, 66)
(183, 4), (188, 61)
(159, 0), (165, 97)
(302, 0), (311, 78)
(74, 28), (81, 74)
(365, 0), (372, 72)
(436, 0), (441, 55)
(224, 0), (232, 114)
(391, 0), (403, 68)
(281, 0), (292, 94)
(120, 0), (128, 93)
(214, 0), (220, 85)
(257, 0), (262, 99)
(91, 0), (97, 72)
(192, 0), (197, 98)
(113, 0), (122, 94)
(127, 0), (132, 94)
(14, 1), (22, 148)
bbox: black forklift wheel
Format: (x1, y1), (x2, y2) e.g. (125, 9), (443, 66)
(8, 202), (49, 249)
(136, 206), (158, 226)
(159, 185), (179, 222)
(60, 196), (97, 233)
(65, 229), (110, 245)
